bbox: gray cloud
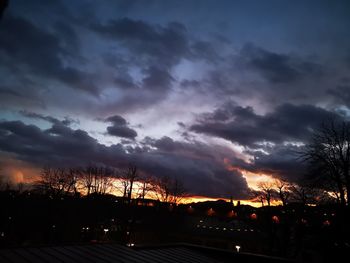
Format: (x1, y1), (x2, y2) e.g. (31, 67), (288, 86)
(190, 40), (219, 62)
(327, 85), (350, 107)
(0, 87), (23, 98)
(92, 18), (190, 68)
(243, 144), (307, 182)
(190, 102), (349, 182)
(105, 115), (138, 139)
(19, 110), (78, 126)
(107, 125), (138, 139)
(0, 15), (97, 95)
(0, 120), (249, 198)
(191, 103), (344, 147)
(142, 66), (174, 91)
(240, 43), (322, 84)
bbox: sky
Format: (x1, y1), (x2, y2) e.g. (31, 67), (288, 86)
(0, 0), (350, 200)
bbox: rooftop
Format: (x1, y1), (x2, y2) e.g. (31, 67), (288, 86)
(0, 243), (291, 263)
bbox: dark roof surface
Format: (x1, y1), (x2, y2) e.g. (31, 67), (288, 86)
(0, 243), (291, 263)
(0, 244), (222, 263)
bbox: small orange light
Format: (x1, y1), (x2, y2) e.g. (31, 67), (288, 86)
(272, 215), (279, 223)
(250, 213), (257, 220)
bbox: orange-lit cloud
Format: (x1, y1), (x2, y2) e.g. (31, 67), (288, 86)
(223, 158), (275, 190)
(0, 153), (40, 184)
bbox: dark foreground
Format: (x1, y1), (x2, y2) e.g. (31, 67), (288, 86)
(0, 243), (291, 263)
(1, 191), (350, 262)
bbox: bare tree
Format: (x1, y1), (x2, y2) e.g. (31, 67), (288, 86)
(274, 179), (291, 206)
(299, 120), (350, 206)
(117, 165), (138, 203)
(136, 174), (153, 200)
(76, 166), (114, 195)
(126, 165), (137, 203)
(153, 176), (173, 203)
(289, 183), (316, 206)
(120, 178), (130, 198)
(257, 181), (276, 207)
(251, 189), (266, 207)
(153, 176), (187, 204)
(64, 168), (79, 195)
(90, 166), (114, 195)
(78, 166), (94, 195)
(37, 167), (76, 197)
(170, 178), (186, 204)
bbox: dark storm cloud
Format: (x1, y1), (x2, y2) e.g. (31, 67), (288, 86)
(14, 0), (75, 22)
(99, 65), (177, 113)
(91, 18), (189, 68)
(0, 15), (97, 94)
(87, 17), (194, 112)
(0, 87), (23, 97)
(52, 21), (80, 53)
(193, 42), (334, 111)
(142, 66), (174, 91)
(137, 136), (249, 197)
(0, 83), (46, 109)
(19, 110), (78, 126)
(190, 40), (219, 62)
(105, 115), (137, 139)
(135, 151), (248, 198)
(242, 144), (307, 182)
(191, 103), (344, 147)
(106, 125), (137, 139)
(180, 79), (201, 89)
(327, 85), (350, 107)
(0, 120), (111, 166)
(114, 73), (139, 90)
(191, 102), (349, 181)
(143, 136), (218, 160)
(240, 43), (322, 84)
(0, 120), (249, 198)
(105, 115), (128, 126)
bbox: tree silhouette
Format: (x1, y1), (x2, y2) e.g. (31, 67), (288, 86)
(136, 174), (153, 200)
(36, 167), (70, 197)
(119, 164), (138, 204)
(274, 179), (291, 206)
(251, 189), (266, 206)
(289, 182), (317, 206)
(257, 181), (275, 207)
(170, 178), (186, 204)
(300, 120), (350, 206)
(153, 176), (186, 204)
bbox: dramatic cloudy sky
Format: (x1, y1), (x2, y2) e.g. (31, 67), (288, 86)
(0, 0), (350, 199)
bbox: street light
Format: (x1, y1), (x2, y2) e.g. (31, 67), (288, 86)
(235, 245), (241, 252)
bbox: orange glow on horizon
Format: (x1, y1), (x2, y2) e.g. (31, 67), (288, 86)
(180, 195), (264, 207)
(4, 155), (281, 208)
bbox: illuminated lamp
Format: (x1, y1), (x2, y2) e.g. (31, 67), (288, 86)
(272, 215), (280, 224)
(250, 213), (257, 220)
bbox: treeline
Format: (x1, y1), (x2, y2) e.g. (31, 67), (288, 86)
(252, 120), (350, 209)
(0, 164), (187, 204)
(300, 121), (350, 207)
(253, 178), (337, 207)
